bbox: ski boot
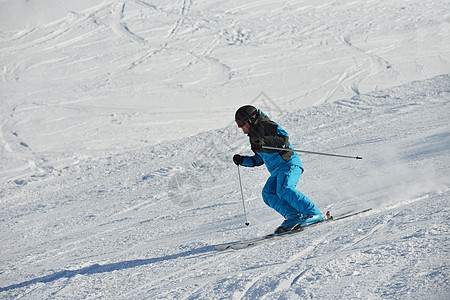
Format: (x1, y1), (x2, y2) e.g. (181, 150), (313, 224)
(291, 214), (324, 231)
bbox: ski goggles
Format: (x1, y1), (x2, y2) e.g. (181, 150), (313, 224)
(235, 119), (246, 127)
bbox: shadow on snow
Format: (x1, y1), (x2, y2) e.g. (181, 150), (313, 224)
(1, 245), (215, 292)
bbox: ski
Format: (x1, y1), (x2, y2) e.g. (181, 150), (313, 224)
(214, 208), (372, 251)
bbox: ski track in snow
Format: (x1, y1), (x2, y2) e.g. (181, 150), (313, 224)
(1, 0), (449, 299)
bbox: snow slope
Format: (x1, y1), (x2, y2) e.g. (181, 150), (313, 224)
(1, 0), (449, 183)
(1, 0), (449, 299)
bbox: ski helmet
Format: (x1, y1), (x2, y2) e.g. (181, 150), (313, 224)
(235, 105), (258, 127)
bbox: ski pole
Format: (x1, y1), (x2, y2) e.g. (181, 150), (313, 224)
(237, 165), (250, 226)
(262, 146), (362, 160)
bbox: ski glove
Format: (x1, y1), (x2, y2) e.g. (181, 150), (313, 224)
(233, 154), (244, 165)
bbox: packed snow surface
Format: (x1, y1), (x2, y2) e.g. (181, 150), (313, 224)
(1, 0), (449, 299)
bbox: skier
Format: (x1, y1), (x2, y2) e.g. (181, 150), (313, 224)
(233, 105), (324, 233)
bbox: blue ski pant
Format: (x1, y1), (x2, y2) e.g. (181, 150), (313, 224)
(262, 165), (321, 219)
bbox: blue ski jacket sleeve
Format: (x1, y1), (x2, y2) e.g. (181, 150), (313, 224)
(240, 110), (303, 175)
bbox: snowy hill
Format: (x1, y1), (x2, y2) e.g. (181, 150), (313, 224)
(1, 0), (449, 299)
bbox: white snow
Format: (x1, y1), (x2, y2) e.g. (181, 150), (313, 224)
(1, 0), (449, 299)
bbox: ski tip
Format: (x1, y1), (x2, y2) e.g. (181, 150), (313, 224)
(214, 244), (232, 251)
